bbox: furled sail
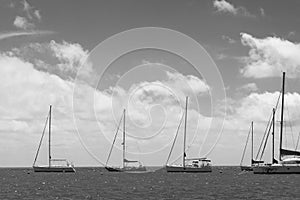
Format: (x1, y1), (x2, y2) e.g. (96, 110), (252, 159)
(251, 159), (264, 164)
(124, 158), (138, 163)
(280, 148), (300, 157)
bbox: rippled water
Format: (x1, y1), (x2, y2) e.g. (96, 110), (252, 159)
(0, 167), (299, 199)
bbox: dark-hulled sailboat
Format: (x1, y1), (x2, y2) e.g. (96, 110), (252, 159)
(253, 72), (300, 174)
(105, 109), (146, 172)
(166, 97), (212, 173)
(240, 122), (263, 171)
(33, 105), (75, 173)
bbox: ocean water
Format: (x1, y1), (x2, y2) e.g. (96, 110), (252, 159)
(0, 166), (299, 199)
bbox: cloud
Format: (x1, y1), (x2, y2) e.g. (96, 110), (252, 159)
(8, 1), (15, 8)
(0, 51), (109, 166)
(221, 35), (236, 44)
(49, 40), (89, 73)
(5, 40), (299, 166)
(260, 8), (265, 17)
(22, 0), (33, 19)
(213, 0), (255, 18)
(227, 91), (300, 125)
(0, 48), (215, 166)
(213, 0), (237, 15)
(13, 16), (35, 30)
(34, 10), (41, 21)
(240, 32), (300, 78)
(165, 71), (210, 95)
(11, 0), (42, 31)
(288, 31), (296, 38)
(216, 53), (228, 60)
(9, 40), (92, 82)
(0, 30), (53, 41)
(237, 83), (258, 93)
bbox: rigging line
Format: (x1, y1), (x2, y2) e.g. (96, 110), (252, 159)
(284, 78), (297, 149)
(33, 112), (49, 166)
(165, 113), (184, 165)
(295, 132), (300, 150)
(285, 101), (296, 149)
(259, 117), (273, 161)
(240, 123), (252, 166)
(284, 121), (287, 148)
(255, 92), (281, 160)
(105, 113), (123, 166)
(255, 113), (272, 160)
(135, 140), (142, 162)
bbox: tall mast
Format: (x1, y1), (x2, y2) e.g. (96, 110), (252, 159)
(272, 108), (275, 164)
(183, 96), (188, 168)
(122, 109), (126, 168)
(279, 72), (285, 161)
(49, 105), (52, 167)
(251, 121), (253, 164)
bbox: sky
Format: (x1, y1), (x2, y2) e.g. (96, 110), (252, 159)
(1, 0), (300, 167)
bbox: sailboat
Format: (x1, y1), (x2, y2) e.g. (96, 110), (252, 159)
(240, 122), (263, 171)
(105, 109), (146, 172)
(166, 97), (212, 173)
(253, 72), (300, 174)
(33, 105), (75, 173)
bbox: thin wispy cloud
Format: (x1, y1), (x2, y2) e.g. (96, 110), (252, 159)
(34, 10), (41, 21)
(0, 30), (54, 41)
(221, 35), (236, 44)
(259, 8), (265, 17)
(288, 31), (296, 38)
(22, 0), (33, 19)
(237, 83), (258, 93)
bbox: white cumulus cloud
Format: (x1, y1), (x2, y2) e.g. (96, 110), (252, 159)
(213, 0), (255, 17)
(240, 33), (300, 78)
(166, 71), (210, 95)
(13, 16), (35, 30)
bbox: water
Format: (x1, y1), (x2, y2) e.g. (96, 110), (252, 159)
(0, 167), (299, 199)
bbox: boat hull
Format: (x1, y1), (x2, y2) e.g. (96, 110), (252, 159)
(105, 166), (147, 172)
(105, 166), (122, 172)
(166, 165), (212, 173)
(33, 166), (76, 173)
(240, 165), (253, 171)
(253, 165), (300, 174)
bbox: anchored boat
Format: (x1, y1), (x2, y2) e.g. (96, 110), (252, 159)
(166, 97), (212, 173)
(240, 122), (263, 171)
(253, 72), (300, 174)
(105, 109), (146, 172)
(33, 105), (75, 173)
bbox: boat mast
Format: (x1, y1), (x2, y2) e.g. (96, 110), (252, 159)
(251, 121), (253, 165)
(279, 72), (285, 161)
(122, 109), (126, 168)
(183, 97), (188, 168)
(49, 105), (52, 167)
(272, 108), (275, 164)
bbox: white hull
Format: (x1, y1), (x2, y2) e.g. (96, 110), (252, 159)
(253, 165), (300, 174)
(166, 165), (212, 173)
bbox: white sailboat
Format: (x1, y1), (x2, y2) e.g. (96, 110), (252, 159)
(105, 109), (146, 172)
(33, 105), (75, 173)
(166, 97), (212, 173)
(253, 72), (300, 174)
